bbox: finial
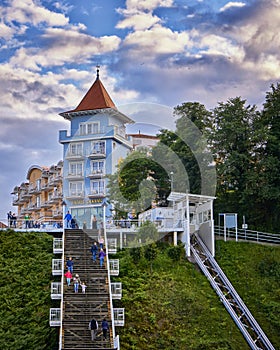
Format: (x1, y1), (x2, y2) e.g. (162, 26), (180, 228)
(96, 65), (100, 79)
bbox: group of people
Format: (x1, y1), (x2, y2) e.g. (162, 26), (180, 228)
(7, 211), (17, 228)
(64, 257), (87, 293)
(90, 238), (106, 267)
(64, 238), (109, 342)
(64, 211), (79, 228)
(88, 317), (109, 342)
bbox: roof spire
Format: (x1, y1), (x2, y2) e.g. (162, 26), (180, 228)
(96, 65), (100, 80)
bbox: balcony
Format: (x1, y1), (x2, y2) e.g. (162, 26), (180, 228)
(53, 210), (63, 219)
(53, 238), (63, 254)
(87, 169), (105, 178)
(52, 259), (63, 276)
(88, 190), (106, 198)
(111, 282), (122, 299)
(49, 308), (61, 327)
(21, 191), (32, 199)
(66, 191), (84, 200)
(41, 201), (52, 208)
(51, 282), (62, 300)
(109, 259), (119, 276)
(65, 152), (84, 160)
(65, 173), (84, 180)
(107, 238), (117, 254)
(88, 149), (106, 159)
(48, 193), (63, 204)
(113, 308), (125, 327)
(29, 186), (42, 194)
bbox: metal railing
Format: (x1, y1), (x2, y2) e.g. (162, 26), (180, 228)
(191, 233), (275, 350)
(215, 226), (280, 245)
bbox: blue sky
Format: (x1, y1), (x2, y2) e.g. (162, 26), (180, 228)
(1, 0), (280, 220)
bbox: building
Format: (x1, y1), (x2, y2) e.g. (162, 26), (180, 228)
(11, 161), (63, 228)
(59, 68), (134, 228)
(128, 132), (159, 150)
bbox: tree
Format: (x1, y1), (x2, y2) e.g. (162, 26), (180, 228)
(107, 149), (170, 218)
(209, 97), (261, 223)
(255, 83), (280, 231)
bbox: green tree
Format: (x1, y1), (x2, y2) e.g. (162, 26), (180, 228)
(209, 97), (261, 222)
(107, 149), (170, 217)
(255, 83), (280, 231)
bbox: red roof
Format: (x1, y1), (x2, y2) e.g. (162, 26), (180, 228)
(72, 76), (116, 112)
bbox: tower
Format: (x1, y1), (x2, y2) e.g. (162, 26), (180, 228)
(59, 68), (134, 228)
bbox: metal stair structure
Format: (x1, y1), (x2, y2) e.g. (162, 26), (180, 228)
(190, 233), (275, 350)
(62, 228), (117, 350)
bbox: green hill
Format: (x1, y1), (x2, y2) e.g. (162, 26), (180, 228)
(0, 230), (279, 350)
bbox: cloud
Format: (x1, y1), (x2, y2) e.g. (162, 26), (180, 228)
(219, 2), (246, 12)
(120, 0), (174, 13)
(123, 25), (192, 55)
(3, 0), (69, 27)
(9, 28), (121, 70)
(116, 12), (161, 30)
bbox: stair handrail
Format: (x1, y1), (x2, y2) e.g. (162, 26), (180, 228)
(58, 229), (65, 350)
(191, 234), (275, 350)
(103, 207), (117, 343)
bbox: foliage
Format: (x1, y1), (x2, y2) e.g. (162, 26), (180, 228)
(107, 149), (170, 217)
(114, 241), (280, 349)
(215, 240), (280, 348)
(167, 242), (186, 262)
(0, 230), (58, 350)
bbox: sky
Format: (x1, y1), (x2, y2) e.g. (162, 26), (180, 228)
(1, 0), (280, 221)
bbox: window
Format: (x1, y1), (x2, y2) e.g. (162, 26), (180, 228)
(69, 162), (83, 176)
(79, 122), (99, 135)
(91, 180), (105, 195)
(36, 179), (41, 190)
(91, 160), (105, 174)
(69, 182), (83, 196)
(92, 141), (105, 154)
(69, 143), (83, 156)
(36, 196), (40, 207)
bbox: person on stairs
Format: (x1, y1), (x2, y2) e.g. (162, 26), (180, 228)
(102, 318), (109, 341)
(88, 318), (98, 341)
(90, 241), (98, 262)
(99, 248), (106, 267)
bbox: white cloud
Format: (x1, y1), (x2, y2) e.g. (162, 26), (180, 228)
(116, 12), (161, 30)
(4, 0), (69, 27)
(9, 29), (121, 70)
(199, 34), (245, 62)
(219, 2), (246, 12)
(123, 25), (192, 55)
(121, 0), (174, 13)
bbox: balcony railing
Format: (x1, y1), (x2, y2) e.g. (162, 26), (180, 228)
(109, 259), (119, 276)
(49, 308), (61, 327)
(113, 308), (125, 327)
(52, 259), (63, 276)
(111, 282), (122, 299)
(88, 190), (106, 198)
(107, 238), (117, 254)
(51, 282), (62, 299)
(53, 238), (63, 254)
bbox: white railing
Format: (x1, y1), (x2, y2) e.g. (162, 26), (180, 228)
(53, 238), (63, 254)
(111, 282), (122, 299)
(51, 282), (62, 299)
(214, 226), (280, 245)
(107, 238), (117, 254)
(113, 308), (125, 327)
(109, 259), (119, 276)
(52, 259), (63, 276)
(49, 308), (61, 327)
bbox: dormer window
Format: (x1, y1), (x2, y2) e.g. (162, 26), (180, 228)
(79, 122), (99, 135)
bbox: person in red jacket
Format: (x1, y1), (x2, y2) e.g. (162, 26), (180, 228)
(64, 270), (72, 286)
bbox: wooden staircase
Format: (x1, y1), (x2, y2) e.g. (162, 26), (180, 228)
(62, 229), (117, 350)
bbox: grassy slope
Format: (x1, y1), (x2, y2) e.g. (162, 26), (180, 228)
(215, 240), (280, 350)
(115, 247), (250, 350)
(0, 230), (58, 350)
(1, 232), (279, 350)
